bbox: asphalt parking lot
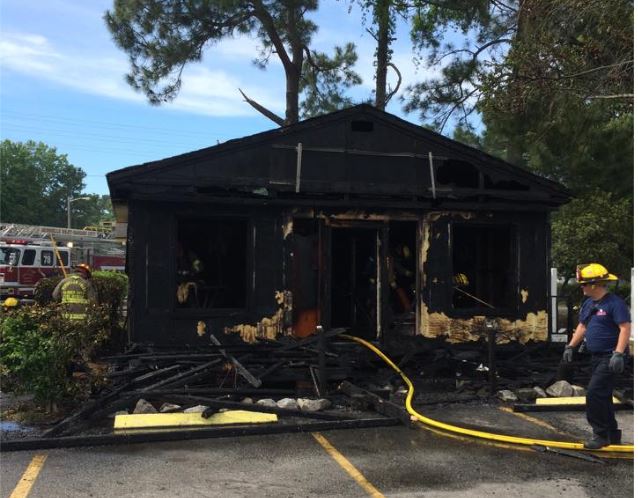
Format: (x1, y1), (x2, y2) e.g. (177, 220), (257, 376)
(1, 405), (633, 497)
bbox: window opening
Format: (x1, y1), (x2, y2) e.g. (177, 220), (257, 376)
(436, 160), (480, 188)
(330, 227), (377, 339)
(59, 251), (69, 266)
(22, 249), (36, 266)
(1, 248), (21, 266)
(176, 219), (247, 309)
(452, 225), (515, 310)
(388, 221), (417, 332)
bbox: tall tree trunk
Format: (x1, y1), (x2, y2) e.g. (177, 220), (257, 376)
(374, 0), (391, 109)
(285, 70), (301, 125)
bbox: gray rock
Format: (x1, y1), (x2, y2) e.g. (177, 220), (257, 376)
(240, 397), (253, 404)
(256, 398), (278, 408)
(546, 380), (574, 397)
(159, 403), (181, 413)
(515, 388), (538, 402)
(571, 385), (587, 396)
(297, 398), (331, 412)
(533, 386), (547, 398)
(276, 398), (298, 410)
(133, 399), (157, 414)
(496, 390), (518, 402)
(183, 404), (209, 413)
(108, 410), (129, 418)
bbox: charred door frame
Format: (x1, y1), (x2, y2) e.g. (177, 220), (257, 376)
(320, 219), (389, 340)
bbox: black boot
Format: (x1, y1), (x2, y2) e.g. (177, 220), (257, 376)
(609, 429), (622, 445)
(584, 434), (610, 450)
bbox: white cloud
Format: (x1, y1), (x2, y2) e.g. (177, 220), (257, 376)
(0, 31), (284, 118)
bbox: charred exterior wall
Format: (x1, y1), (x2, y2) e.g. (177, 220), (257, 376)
(127, 200), (287, 346)
(127, 202), (551, 346)
(419, 211), (550, 343)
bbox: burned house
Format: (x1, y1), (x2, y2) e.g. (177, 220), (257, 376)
(107, 105), (569, 348)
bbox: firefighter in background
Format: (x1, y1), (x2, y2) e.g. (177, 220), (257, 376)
(52, 263), (97, 321)
(562, 263), (631, 449)
(389, 244), (414, 313)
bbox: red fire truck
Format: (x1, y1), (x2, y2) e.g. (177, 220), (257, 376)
(0, 225), (125, 301)
(0, 239), (71, 299)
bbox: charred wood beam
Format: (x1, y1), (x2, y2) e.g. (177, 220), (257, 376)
(210, 331), (261, 388)
(338, 381), (413, 427)
(139, 359), (223, 392)
(1, 417), (401, 452)
(42, 381), (135, 437)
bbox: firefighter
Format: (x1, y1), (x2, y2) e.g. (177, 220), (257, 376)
(562, 263), (631, 449)
(52, 263), (97, 321)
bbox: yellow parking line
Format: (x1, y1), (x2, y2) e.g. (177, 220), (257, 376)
(499, 407), (573, 437)
(9, 453), (47, 498)
(311, 433), (385, 498)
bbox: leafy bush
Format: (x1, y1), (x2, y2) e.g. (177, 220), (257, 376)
(35, 271), (128, 308)
(34, 271), (128, 352)
(0, 304), (110, 405)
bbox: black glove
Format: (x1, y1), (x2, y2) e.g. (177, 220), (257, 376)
(563, 345), (574, 363)
(609, 352), (624, 374)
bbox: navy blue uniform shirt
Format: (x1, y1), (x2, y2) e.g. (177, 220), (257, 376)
(579, 293), (631, 353)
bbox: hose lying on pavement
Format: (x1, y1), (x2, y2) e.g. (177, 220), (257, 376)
(344, 335), (634, 454)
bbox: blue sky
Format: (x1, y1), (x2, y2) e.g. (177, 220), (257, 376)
(1, 1), (446, 195)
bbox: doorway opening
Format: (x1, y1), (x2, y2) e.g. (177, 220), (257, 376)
(330, 228), (378, 339)
(388, 221), (417, 333)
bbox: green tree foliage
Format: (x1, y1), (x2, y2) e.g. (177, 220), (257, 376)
(0, 140), (85, 227)
(105, 0), (362, 125)
(0, 140), (115, 229)
(405, 0), (633, 131)
(551, 191), (632, 280)
(72, 195), (116, 230)
(300, 43), (362, 117)
(411, 1), (633, 276)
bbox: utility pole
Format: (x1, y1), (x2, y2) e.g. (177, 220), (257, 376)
(67, 196), (90, 229)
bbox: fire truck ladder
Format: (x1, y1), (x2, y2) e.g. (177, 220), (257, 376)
(0, 223), (107, 242)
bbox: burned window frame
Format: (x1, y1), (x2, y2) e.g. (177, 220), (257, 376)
(447, 221), (519, 317)
(172, 215), (252, 313)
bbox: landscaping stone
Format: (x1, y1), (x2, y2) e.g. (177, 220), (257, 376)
(515, 388), (538, 402)
(571, 385), (587, 397)
(276, 398), (298, 410)
(533, 386), (547, 398)
(297, 398), (331, 412)
(546, 380), (574, 397)
(496, 390), (518, 402)
(133, 399), (157, 414)
(240, 397), (253, 404)
(159, 403), (181, 413)
(183, 405), (208, 413)
(256, 399), (278, 408)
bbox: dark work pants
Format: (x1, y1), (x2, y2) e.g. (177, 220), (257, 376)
(586, 353), (618, 438)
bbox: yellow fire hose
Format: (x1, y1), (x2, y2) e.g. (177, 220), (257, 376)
(344, 335), (633, 455)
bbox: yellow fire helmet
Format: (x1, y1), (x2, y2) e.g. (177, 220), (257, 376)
(576, 263), (618, 284)
(3, 297), (19, 308)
